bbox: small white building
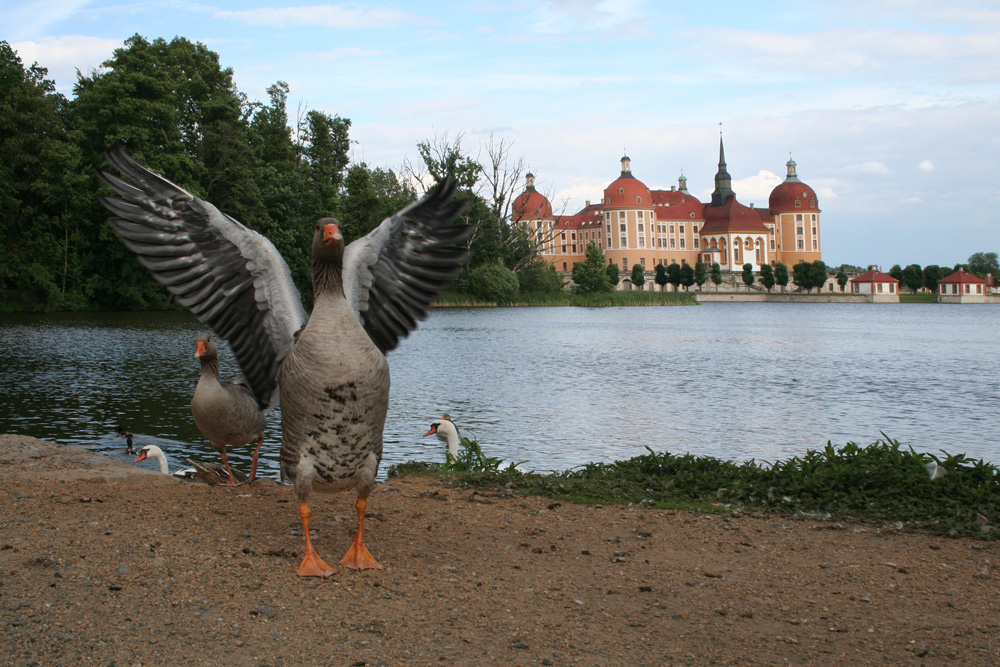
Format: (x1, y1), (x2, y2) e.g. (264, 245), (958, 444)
(849, 269), (899, 303)
(937, 269), (989, 303)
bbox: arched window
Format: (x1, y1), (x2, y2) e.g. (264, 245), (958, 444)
(636, 196), (642, 204)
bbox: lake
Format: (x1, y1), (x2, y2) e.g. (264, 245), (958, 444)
(0, 303), (996, 478)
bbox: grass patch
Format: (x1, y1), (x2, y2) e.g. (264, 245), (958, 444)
(899, 292), (936, 303)
(387, 436), (999, 537)
(433, 290), (698, 307)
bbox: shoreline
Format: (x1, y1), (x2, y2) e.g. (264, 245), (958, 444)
(2, 433), (998, 666)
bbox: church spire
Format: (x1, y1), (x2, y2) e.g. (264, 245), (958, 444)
(711, 131), (734, 206)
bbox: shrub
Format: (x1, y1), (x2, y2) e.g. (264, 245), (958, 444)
(469, 263), (519, 305)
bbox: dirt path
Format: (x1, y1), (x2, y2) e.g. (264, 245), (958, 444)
(1, 434), (997, 666)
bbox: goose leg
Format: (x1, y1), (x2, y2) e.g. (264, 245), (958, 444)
(218, 448), (242, 487)
(340, 495), (382, 570)
(297, 501), (335, 578)
(248, 435), (263, 483)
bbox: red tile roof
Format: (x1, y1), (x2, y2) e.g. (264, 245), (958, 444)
(700, 196), (770, 234)
(851, 269), (898, 283)
(938, 268), (988, 284)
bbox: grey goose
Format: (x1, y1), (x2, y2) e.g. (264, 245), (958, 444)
(99, 148), (471, 576)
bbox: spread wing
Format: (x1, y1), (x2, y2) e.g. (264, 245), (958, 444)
(98, 147), (308, 410)
(342, 178), (473, 354)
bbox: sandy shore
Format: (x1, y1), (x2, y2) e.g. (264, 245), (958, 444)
(1, 434), (998, 666)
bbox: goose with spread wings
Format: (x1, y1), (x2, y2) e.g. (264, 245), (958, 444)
(99, 147), (471, 576)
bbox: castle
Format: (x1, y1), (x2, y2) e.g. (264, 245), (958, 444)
(513, 137), (822, 275)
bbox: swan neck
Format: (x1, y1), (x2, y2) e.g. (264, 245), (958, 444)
(152, 449), (169, 474)
(446, 431), (460, 456)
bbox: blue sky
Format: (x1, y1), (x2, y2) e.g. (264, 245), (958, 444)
(6, 0), (1000, 267)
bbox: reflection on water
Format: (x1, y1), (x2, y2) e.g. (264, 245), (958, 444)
(1, 304), (997, 479)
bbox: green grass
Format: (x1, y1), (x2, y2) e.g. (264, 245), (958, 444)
(899, 292), (936, 303)
(433, 290), (698, 307)
(387, 435), (999, 538)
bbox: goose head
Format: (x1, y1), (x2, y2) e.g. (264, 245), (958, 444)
(424, 415), (461, 457)
(193, 333), (219, 361)
(134, 444), (169, 474)
(312, 218), (344, 260)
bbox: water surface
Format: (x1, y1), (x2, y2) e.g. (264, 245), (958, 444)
(1, 304), (996, 478)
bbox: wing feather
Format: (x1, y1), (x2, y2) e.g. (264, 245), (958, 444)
(342, 178), (473, 354)
(98, 147), (308, 409)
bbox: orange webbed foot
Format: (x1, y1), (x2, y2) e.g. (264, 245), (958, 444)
(298, 548), (337, 578)
(340, 539), (382, 571)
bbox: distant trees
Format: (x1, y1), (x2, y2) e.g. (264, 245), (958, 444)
(923, 265), (945, 292)
(469, 263), (519, 305)
(774, 263), (789, 292)
(606, 262), (620, 288)
(967, 252), (999, 278)
(836, 268), (849, 292)
(654, 263), (668, 291)
(572, 243), (613, 293)
(667, 263), (681, 292)
(679, 263), (695, 291)
(741, 263), (755, 290)
(759, 264), (775, 292)
(901, 264), (924, 293)
(792, 260), (828, 292)
(888, 264), (903, 283)
(694, 261), (707, 290)
(630, 264), (645, 290)
(710, 263), (723, 287)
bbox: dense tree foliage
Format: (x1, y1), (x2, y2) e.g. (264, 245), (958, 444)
(741, 263), (755, 289)
(666, 263), (681, 291)
(710, 262), (723, 287)
(759, 264), (775, 292)
(773, 262), (789, 291)
(679, 263), (694, 290)
(901, 264), (924, 293)
(572, 243), (613, 293)
(468, 263), (519, 305)
(694, 261), (707, 289)
(605, 262), (620, 287)
(630, 264), (645, 290)
(966, 252), (999, 279)
(836, 268), (848, 292)
(654, 263), (667, 291)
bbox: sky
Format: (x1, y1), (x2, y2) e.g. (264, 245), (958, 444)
(5, 0), (1000, 268)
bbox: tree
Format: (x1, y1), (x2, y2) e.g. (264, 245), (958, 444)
(760, 264), (775, 292)
(710, 262), (723, 287)
(774, 262), (789, 292)
(967, 252), (999, 278)
(808, 260), (828, 292)
(741, 263), (755, 290)
(0, 41), (86, 308)
(572, 242), (613, 293)
(679, 263), (695, 290)
(469, 263), (519, 305)
(630, 264), (645, 290)
(606, 262), (620, 288)
(654, 263), (668, 291)
(923, 265), (944, 292)
(888, 264), (903, 283)
(836, 268), (848, 292)
(694, 261), (707, 290)
(792, 262), (810, 291)
(516, 260), (563, 294)
(667, 263), (681, 291)
(301, 109), (351, 217)
(901, 264), (924, 293)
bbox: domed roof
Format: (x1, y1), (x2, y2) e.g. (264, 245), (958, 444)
(603, 155), (651, 207)
(511, 173), (553, 220)
(769, 158), (819, 211)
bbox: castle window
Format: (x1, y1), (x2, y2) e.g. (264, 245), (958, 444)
(637, 210), (643, 220)
(638, 237), (645, 248)
(795, 200), (801, 207)
(620, 223), (627, 233)
(797, 240), (804, 249)
(619, 211), (626, 220)
(797, 226), (804, 235)
(670, 238), (675, 248)
(796, 214), (803, 221)
(689, 212), (695, 218)
(693, 224), (699, 233)
(680, 225), (685, 234)
(813, 239), (818, 250)
(810, 200), (816, 209)
(640, 257), (646, 267)
(680, 238), (685, 248)
(694, 238), (699, 249)
(636, 196), (642, 204)
(620, 236), (628, 248)
(619, 187), (624, 194)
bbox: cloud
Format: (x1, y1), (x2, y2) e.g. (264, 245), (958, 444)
(1, 0), (91, 42)
(11, 35), (120, 92)
(732, 170), (782, 204)
(303, 47), (389, 61)
(214, 5), (423, 29)
(842, 161), (892, 176)
(918, 159), (934, 171)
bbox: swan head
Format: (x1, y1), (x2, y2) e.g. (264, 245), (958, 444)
(423, 415), (461, 456)
(193, 333), (218, 360)
(134, 444), (164, 464)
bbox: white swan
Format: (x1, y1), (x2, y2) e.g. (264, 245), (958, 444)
(134, 444), (248, 485)
(423, 415), (526, 471)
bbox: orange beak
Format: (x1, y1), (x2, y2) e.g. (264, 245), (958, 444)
(423, 426), (438, 437)
(134, 451), (147, 463)
(194, 341), (207, 358)
(323, 223), (342, 246)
